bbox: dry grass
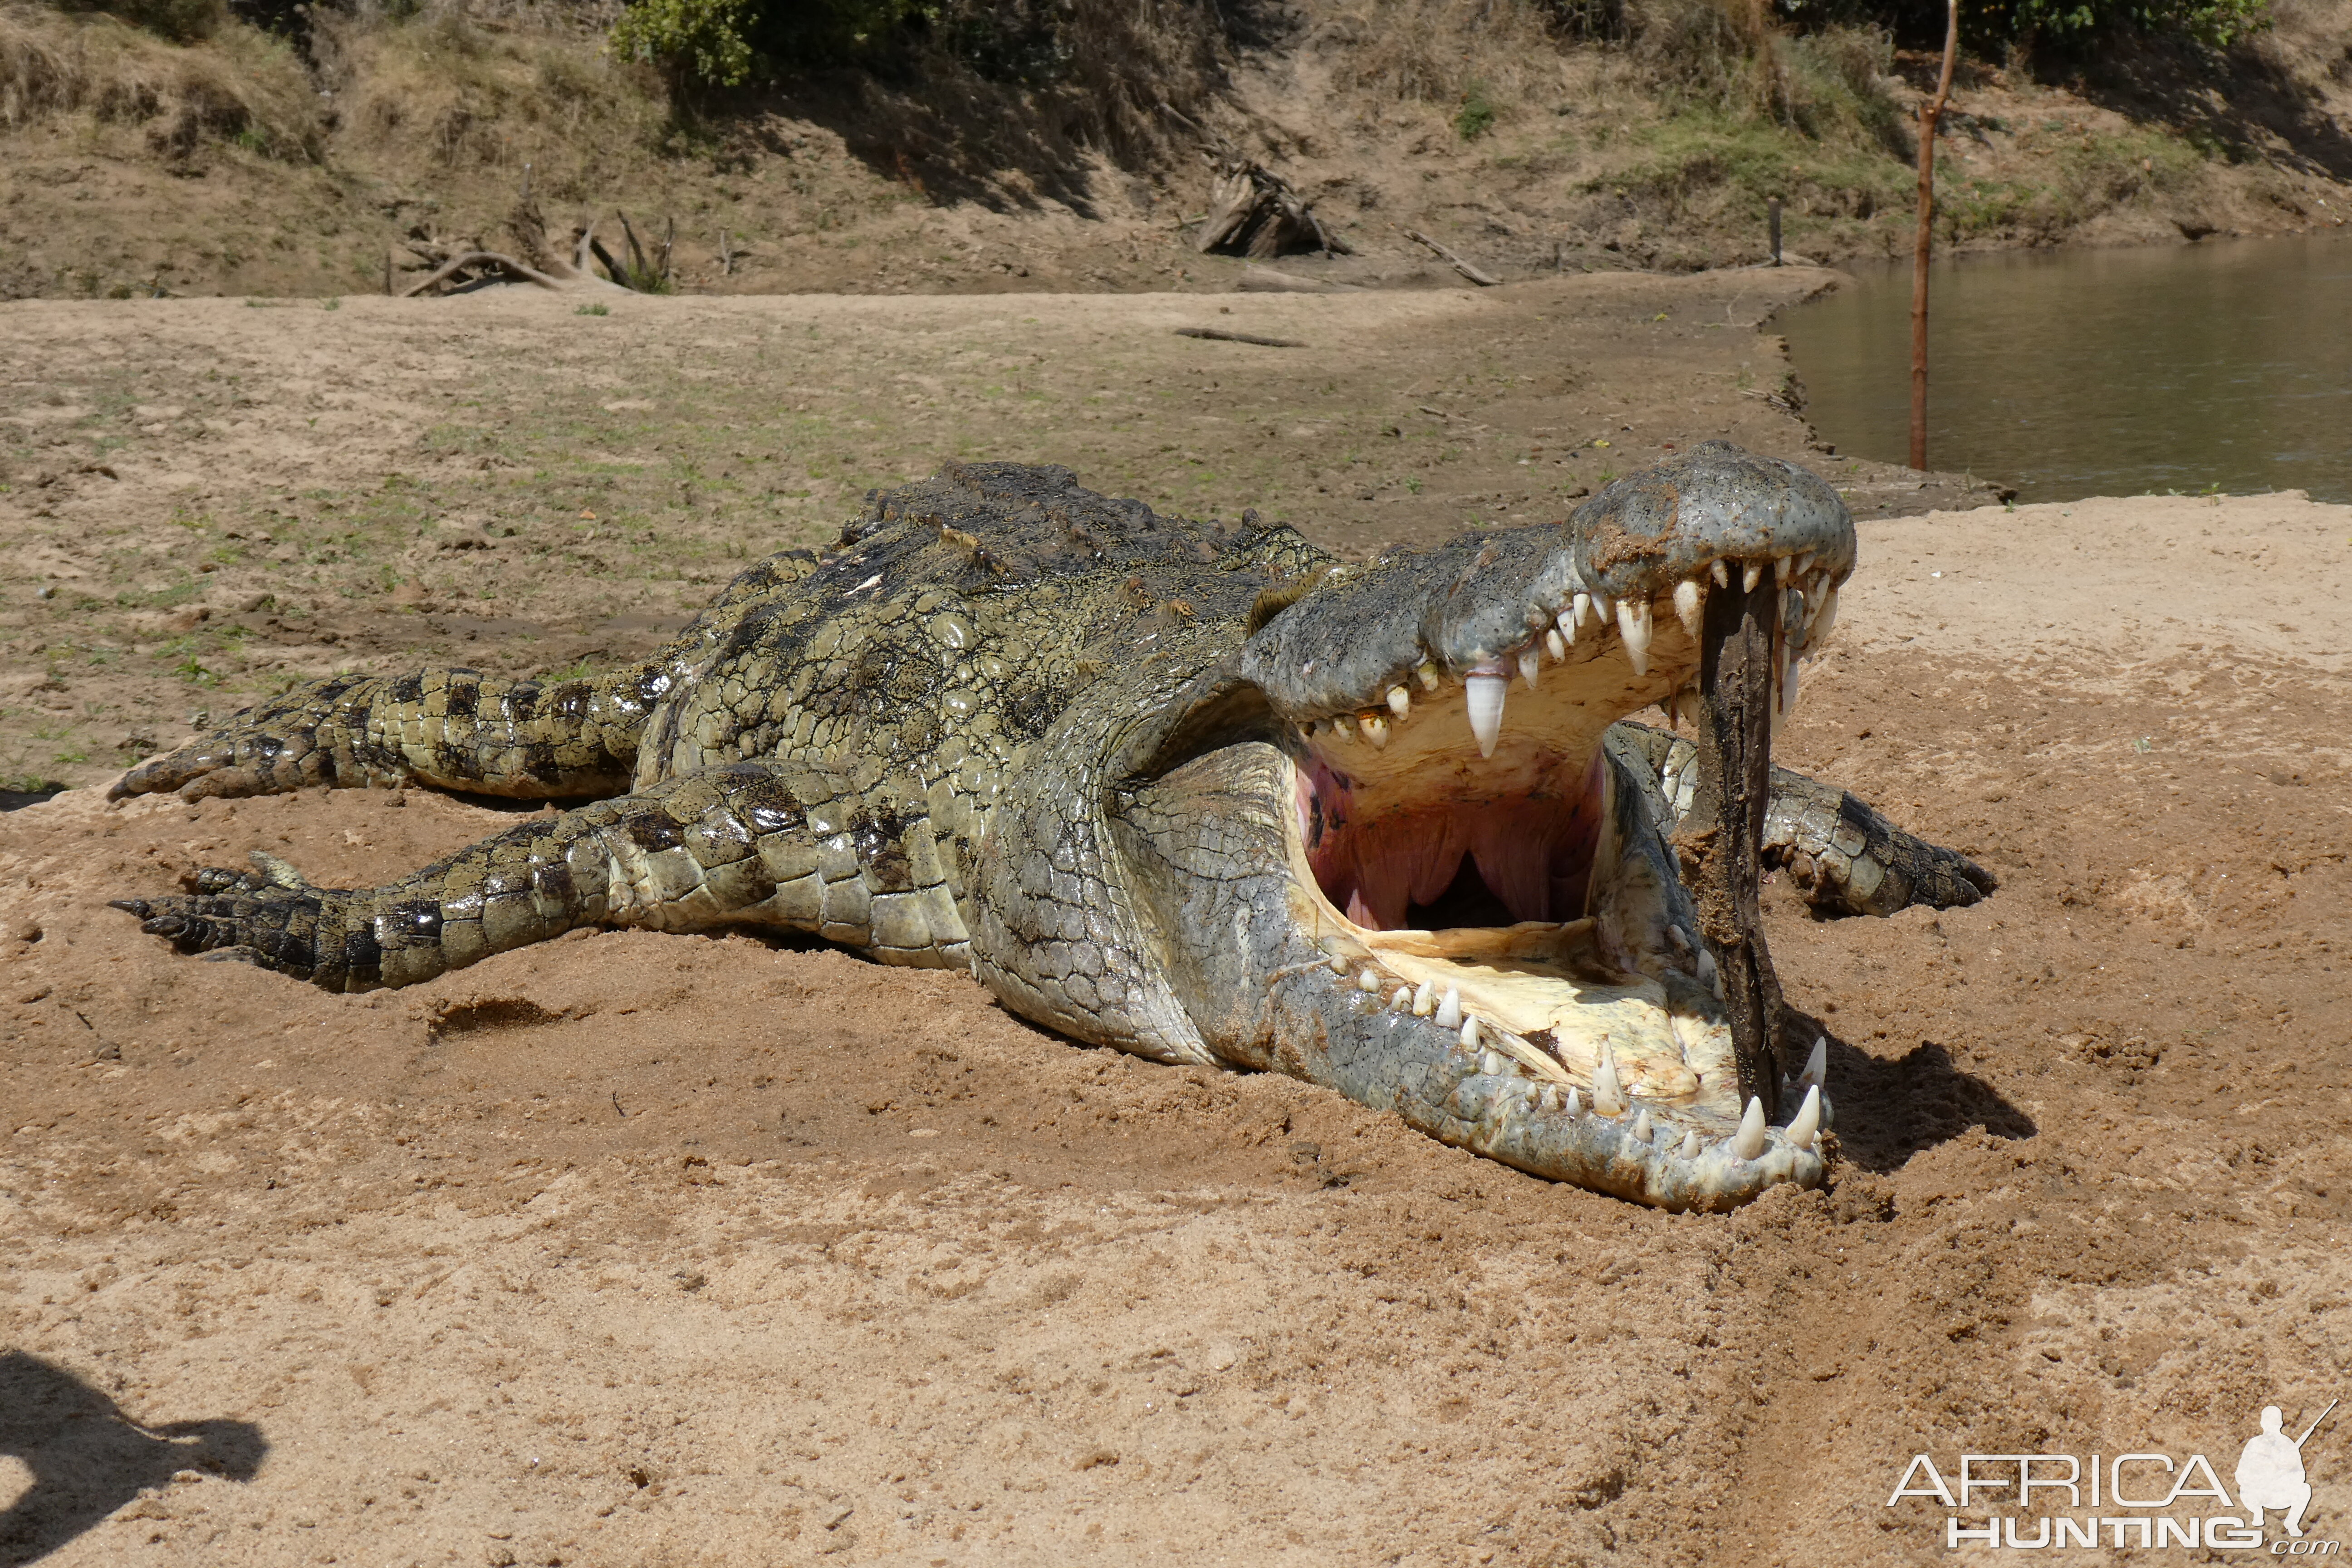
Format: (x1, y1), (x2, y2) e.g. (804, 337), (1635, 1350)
(315, 1), (665, 184)
(1315, 0), (1588, 107)
(0, 1), (322, 156)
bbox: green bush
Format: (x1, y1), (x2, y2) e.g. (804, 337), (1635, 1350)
(609, 0), (754, 88)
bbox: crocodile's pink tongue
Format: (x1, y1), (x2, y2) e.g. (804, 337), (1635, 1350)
(1683, 573), (1786, 1120)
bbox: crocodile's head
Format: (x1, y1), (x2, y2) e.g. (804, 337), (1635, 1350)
(1100, 443), (1856, 1210)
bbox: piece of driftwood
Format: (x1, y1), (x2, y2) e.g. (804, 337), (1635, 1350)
(1235, 265), (1362, 295)
(398, 202), (642, 298)
(1194, 160), (1351, 259)
(1402, 228), (1501, 287)
(1174, 327), (1306, 348)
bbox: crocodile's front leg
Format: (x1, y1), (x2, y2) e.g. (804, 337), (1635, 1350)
(110, 760), (973, 990)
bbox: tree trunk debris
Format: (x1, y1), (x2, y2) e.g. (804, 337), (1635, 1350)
(1173, 327), (1307, 348)
(1193, 160), (1350, 259)
(395, 200), (655, 298)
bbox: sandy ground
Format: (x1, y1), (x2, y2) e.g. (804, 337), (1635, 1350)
(3, 289), (2350, 1566)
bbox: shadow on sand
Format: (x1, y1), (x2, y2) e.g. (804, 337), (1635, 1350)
(0, 1351), (265, 1566)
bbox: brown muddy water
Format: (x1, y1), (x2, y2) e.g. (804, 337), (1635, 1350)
(1779, 232), (2352, 503)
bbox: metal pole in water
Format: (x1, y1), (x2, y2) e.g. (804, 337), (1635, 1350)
(1911, 0), (1959, 471)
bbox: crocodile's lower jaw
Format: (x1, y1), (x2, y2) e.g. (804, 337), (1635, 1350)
(1270, 578), (1831, 1210)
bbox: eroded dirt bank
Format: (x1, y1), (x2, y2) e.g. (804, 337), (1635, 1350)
(1, 289), (2348, 1565)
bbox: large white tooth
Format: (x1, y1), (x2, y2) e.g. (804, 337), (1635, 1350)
(1591, 1044), (1626, 1117)
(1631, 1109), (1652, 1144)
(1417, 663), (1440, 691)
(1679, 1130), (1700, 1160)
(1695, 948), (1718, 987)
(1710, 559), (1730, 589)
(1518, 646), (1541, 690)
(1556, 608), (1578, 646)
(1572, 591), (1592, 628)
(1328, 716), (1354, 743)
(1465, 666), (1508, 758)
(1732, 1096), (1767, 1160)
(1775, 554), (1793, 585)
(1800, 1036), (1828, 1092)
(1813, 584), (1839, 647)
(1387, 685), (1411, 718)
(1545, 627), (1566, 662)
(1616, 597), (1652, 677)
(1564, 1087), (1583, 1117)
(1411, 979), (1435, 1016)
(1460, 1015), (1481, 1050)
(1327, 953), (1349, 973)
(1794, 550), (1814, 579)
(1362, 713), (1389, 748)
(1539, 1084), (1561, 1112)
(1390, 985), (1413, 1012)
(1781, 659), (1802, 718)
(1480, 1049), (1507, 1077)
(1358, 967), (1382, 993)
(1742, 562), (1763, 593)
(1788, 1084), (1823, 1150)
(1435, 986), (1463, 1029)
(1673, 578), (1705, 639)
(1665, 923), (1691, 953)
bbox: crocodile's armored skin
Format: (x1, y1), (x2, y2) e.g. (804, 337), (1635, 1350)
(111, 446), (1991, 1210)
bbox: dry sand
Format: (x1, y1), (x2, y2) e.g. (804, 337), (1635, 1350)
(3, 289), (2349, 1567)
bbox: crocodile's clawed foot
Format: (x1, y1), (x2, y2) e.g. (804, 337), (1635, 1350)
(110, 855), (342, 979)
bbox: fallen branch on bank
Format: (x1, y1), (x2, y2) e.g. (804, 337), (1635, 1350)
(1175, 326), (1307, 348)
(1402, 228), (1501, 287)
(396, 199), (656, 298)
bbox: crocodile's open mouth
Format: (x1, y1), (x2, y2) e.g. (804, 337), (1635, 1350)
(1242, 519), (1847, 1208)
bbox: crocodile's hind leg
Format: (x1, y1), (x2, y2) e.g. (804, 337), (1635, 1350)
(110, 760), (972, 990)
(110, 663), (671, 804)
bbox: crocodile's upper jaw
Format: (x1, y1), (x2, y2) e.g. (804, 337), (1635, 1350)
(1154, 442), (1855, 1210)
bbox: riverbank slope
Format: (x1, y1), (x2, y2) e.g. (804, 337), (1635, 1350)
(1, 0), (2348, 300)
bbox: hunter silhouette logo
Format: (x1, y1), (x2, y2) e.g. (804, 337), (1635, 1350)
(1884, 1396), (2339, 1551)
(2241, 1401), (2335, 1539)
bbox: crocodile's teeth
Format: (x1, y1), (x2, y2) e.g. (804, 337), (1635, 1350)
(1518, 647), (1542, 690)
(1411, 978), (1434, 1016)
(1434, 986), (1463, 1029)
(1673, 578), (1705, 639)
(1793, 550), (1815, 579)
(1480, 1049), (1507, 1077)
(1390, 985), (1413, 1012)
(1632, 1109), (1653, 1143)
(1572, 591), (1592, 628)
(1563, 1087), (1583, 1117)
(1679, 1131), (1700, 1160)
(1387, 685), (1411, 718)
(1742, 562), (1763, 593)
(1798, 1035), (1828, 1092)
(1711, 559), (1730, 589)
(1327, 953), (1348, 974)
(1814, 584), (1839, 647)
(1775, 554), (1793, 585)
(1616, 598), (1652, 677)
(1460, 1015), (1481, 1049)
(1417, 662), (1440, 691)
(1695, 948), (1718, 988)
(1556, 608), (1577, 646)
(1591, 589), (1613, 623)
(1732, 1096), (1767, 1160)
(1780, 659), (1803, 718)
(1544, 627), (1566, 662)
(1362, 713), (1389, 748)
(1465, 666), (1508, 758)
(1357, 967), (1382, 993)
(1592, 1044), (1626, 1117)
(1788, 1084), (1823, 1150)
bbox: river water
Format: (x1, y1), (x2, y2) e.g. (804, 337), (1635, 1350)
(1777, 232), (2352, 504)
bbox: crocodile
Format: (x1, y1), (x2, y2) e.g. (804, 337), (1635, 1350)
(108, 444), (1991, 1211)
